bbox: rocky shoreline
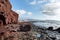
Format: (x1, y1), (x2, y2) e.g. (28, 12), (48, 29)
(0, 0), (60, 40)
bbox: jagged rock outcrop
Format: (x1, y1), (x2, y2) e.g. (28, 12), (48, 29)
(0, 0), (32, 40)
(0, 0), (18, 25)
(0, 0), (19, 40)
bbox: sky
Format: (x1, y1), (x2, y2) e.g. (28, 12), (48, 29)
(9, 0), (60, 21)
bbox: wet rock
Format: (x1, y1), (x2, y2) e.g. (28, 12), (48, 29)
(47, 27), (53, 31)
(54, 28), (60, 33)
(50, 37), (56, 40)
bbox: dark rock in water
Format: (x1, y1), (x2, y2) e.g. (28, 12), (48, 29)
(50, 37), (56, 40)
(47, 26), (60, 33)
(47, 27), (53, 31)
(54, 28), (60, 33)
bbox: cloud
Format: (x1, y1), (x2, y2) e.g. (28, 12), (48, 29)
(29, 0), (60, 16)
(30, 0), (36, 5)
(41, 0), (60, 16)
(15, 10), (26, 15)
(27, 0), (60, 20)
(29, 0), (48, 5)
(28, 12), (32, 15)
(14, 10), (32, 17)
(49, 0), (59, 3)
(37, 0), (48, 4)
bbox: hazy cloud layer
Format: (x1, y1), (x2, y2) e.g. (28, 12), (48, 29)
(29, 0), (60, 16)
(42, 0), (60, 16)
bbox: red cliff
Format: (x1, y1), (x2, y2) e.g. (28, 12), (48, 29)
(0, 0), (18, 25)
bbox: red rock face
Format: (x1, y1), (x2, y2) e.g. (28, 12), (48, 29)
(0, 0), (19, 40)
(0, 0), (31, 40)
(0, 0), (18, 25)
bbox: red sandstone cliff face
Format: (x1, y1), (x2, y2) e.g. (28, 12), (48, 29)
(0, 0), (32, 40)
(0, 0), (19, 40)
(0, 0), (18, 25)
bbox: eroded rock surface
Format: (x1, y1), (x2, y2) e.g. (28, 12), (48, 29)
(0, 0), (19, 40)
(0, 0), (31, 39)
(0, 0), (18, 25)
